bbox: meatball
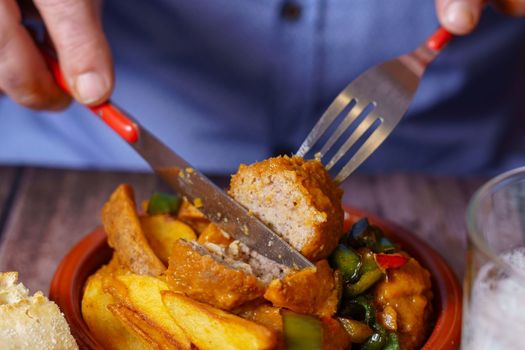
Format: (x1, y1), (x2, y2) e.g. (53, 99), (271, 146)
(229, 155), (344, 261)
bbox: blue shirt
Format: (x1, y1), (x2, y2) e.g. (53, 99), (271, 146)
(1, 1), (524, 175)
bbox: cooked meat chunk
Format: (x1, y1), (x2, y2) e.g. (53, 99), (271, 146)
(373, 258), (433, 350)
(229, 156), (344, 261)
(321, 317), (352, 350)
(263, 260), (340, 318)
(167, 239), (266, 310)
(223, 240), (291, 284)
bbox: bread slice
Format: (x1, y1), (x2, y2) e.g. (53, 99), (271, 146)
(0, 272), (78, 350)
(229, 155), (344, 260)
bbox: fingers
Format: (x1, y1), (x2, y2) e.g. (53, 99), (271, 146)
(0, 0), (70, 110)
(34, 0), (113, 105)
(492, 0), (525, 16)
(435, 0), (484, 34)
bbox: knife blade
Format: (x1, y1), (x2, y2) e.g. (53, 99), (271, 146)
(42, 53), (313, 270)
(128, 114), (313, 269)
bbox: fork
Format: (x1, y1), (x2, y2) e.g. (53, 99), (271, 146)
(296, 27), (453, 183)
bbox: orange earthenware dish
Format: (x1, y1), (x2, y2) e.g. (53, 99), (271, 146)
(49, 207), (462, 350)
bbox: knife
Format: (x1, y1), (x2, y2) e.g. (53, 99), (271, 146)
(43, 52), (313, 270)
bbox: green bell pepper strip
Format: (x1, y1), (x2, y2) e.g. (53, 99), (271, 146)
(377, 236), (396, 253)
(349, 218), (370, 238)
(282, 310), (323, 350)
(359, 332), (386, 350)
(340, 294), (375, 325)
(338, 318), (373, 343)
(342, 248), (385, 297)
(147, 192), (182, 215)
(330, 244), (362, 283)
(360, 321), (402, 350)
(383, 332), (401, 350)
(360, 249), (379, 273)
(345, 268), (384, 297)
(346, 218), (397, 253)
(360, 323), (400, 350)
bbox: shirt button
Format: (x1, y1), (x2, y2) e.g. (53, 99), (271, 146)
(280, 2), (302, 21)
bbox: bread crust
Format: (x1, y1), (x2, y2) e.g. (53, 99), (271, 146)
(0, 272), (78, 350)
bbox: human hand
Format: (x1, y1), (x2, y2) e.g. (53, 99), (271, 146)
(436, 0), (525, 34)
(0, 0), (113, 110)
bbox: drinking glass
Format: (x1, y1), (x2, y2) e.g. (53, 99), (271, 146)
(462, 167), (525, 349)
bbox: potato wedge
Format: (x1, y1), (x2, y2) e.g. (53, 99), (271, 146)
(103, 274), (192, 350)
(235, 303), (283, 335)
(235, 303), (285, 350)
(101, 184), (165, 276)
(108, 303), (185, 350)
(82, 269), (150, 350)
(140, 214), (196, 263)
(176, 198), (210, 233)
(197, 223), (232, 246)
(161, 291), (276, 350)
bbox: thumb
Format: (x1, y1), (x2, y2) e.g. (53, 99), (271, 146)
(34, 0), (113, 105)
(436, 0), (484, 34)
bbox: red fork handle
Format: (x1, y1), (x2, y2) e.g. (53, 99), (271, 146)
(42, 52), (139, 144)
(426, 27), (454, 51)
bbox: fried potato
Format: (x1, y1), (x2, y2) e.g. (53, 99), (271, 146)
(108, 303), (186, 350)
(82, 268), (150, 350)
(101, 184), (165, 276)
(197, 223), (232, 246)
(140, 214), (196, 263)
(264, 260), (340, 317)
(176, 198), (210, 233)
(103, 252), (132, 275)
(235, 303), (284, 350)
(161, 291), (277, 350)
(235, 302), (283, 333)
(103, 274), (192, 350)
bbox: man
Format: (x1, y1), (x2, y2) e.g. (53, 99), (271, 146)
(0, 0), (524, 175)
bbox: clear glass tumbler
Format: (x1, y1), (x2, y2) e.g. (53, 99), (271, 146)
(462, 167), (525, 349)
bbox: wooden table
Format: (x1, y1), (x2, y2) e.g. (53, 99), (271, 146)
(0, 166), (486, 294)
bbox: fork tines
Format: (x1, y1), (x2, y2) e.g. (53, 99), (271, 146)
(296, 87), (385, 183)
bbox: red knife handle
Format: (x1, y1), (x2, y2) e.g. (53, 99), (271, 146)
(42, 52), (139, 144)
(426, 27), (453, 51)
(89, 103), (139, 144)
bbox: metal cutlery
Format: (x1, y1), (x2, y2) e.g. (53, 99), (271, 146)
(297, 28), (453, 183)
(42, 52), (313, 269)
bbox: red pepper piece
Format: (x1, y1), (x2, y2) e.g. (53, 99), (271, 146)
(374, 253), (408, 269)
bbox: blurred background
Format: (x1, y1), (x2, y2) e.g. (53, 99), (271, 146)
(0, 0), (524, 176)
